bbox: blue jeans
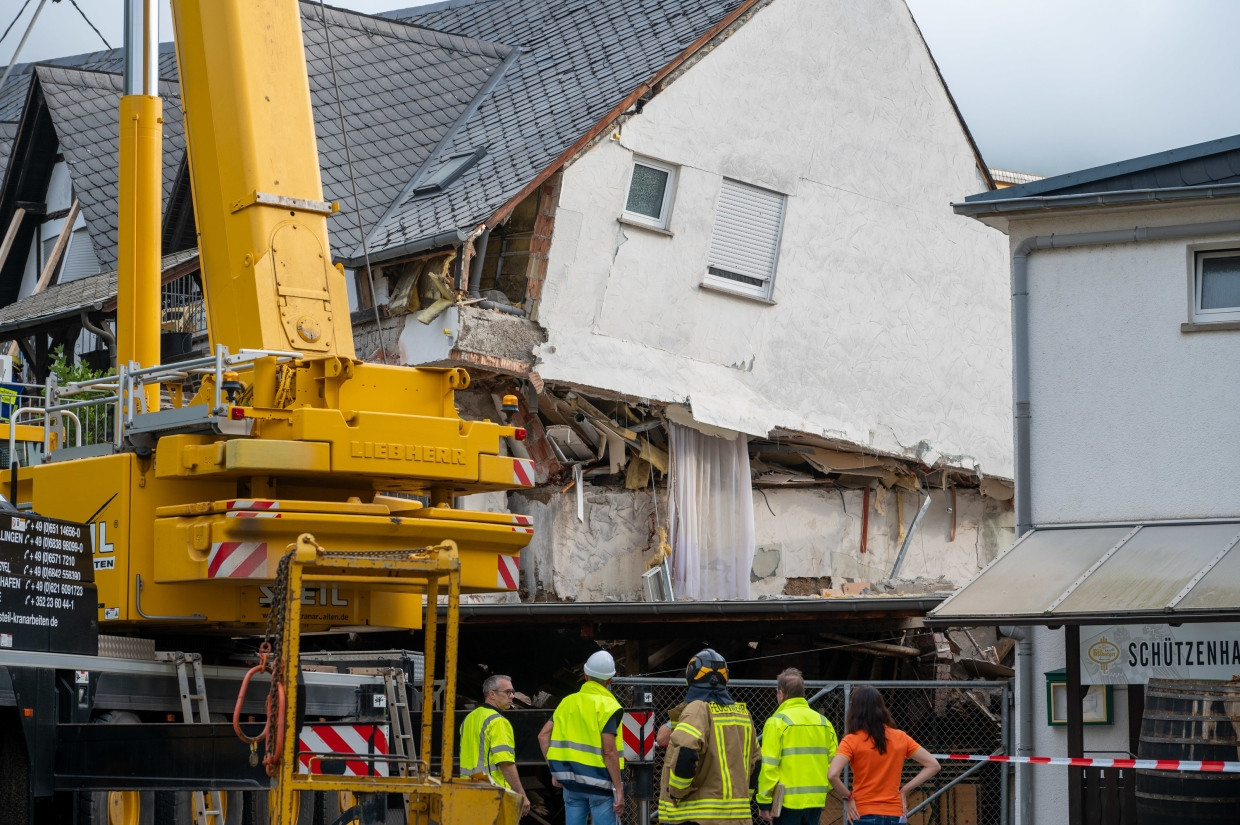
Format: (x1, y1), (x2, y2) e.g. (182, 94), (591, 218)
(563, 787), (617, 825)
(852, 816), (904, 825)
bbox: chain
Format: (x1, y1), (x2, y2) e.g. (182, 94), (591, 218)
(261, 549), (296, 766)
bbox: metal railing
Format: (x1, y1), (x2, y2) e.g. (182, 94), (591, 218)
(610, 677), (1010, 825)
(5, 347), (304, 465)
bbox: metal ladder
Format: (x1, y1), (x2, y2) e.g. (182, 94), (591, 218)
(383, 667), (417, 815)
(163, 652), (228, 825)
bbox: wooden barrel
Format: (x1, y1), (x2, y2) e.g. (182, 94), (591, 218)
(1136, 678), (1240, 825)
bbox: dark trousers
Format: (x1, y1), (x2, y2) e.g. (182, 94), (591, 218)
(776, 807), (826, 825)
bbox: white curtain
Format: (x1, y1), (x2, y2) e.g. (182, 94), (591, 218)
(668, 422), (755, 600)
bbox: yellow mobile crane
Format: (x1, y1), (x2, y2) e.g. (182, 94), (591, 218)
(0, 0), (530, 822)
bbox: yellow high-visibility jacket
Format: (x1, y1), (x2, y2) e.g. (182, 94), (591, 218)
(755, 697), (838, 811)
(459, 704), (516, 788)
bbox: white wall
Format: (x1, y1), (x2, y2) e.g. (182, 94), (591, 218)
(1008, 203), (1240, 523)
(535, 0), (1012, 477)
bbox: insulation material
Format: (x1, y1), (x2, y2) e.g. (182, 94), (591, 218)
(668, 421), (755, 600)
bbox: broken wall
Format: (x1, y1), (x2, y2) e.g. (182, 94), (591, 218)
(534, 0), (1012, 477)
(505, 484), (1011, 602)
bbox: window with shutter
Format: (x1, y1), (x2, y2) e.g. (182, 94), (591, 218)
(704, 178), (785, 300)
(58, 227), (100, 283)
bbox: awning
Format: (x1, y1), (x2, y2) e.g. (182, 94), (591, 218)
(928, 520), (1240, 627)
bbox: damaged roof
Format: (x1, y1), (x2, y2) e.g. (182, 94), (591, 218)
(358, 0), (755, 261)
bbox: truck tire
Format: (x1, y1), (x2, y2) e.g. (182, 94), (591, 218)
(90, 711), (153, 825)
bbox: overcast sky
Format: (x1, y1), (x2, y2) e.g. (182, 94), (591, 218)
(4, 0), (1239, 178)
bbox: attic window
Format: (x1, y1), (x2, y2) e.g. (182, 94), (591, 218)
(412, 148), (485, 198)
(703, 178), (786, 301)
(1193, 249), (1240, 323)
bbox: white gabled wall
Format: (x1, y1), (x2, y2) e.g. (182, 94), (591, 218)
(536, 0), (1012, 476)
(1010, 203), (1240, 524)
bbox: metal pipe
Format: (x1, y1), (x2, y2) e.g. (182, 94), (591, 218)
(1009, 219), (1240, 535)
(890, 491), (932, 578)
(468, 227), (492, 297)
(1001, 625), (1033, 825)
(123, 0), (159, 96)
(79, 312), (117, 368)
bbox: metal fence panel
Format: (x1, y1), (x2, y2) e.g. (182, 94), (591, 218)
(610, 678), (1009, 825)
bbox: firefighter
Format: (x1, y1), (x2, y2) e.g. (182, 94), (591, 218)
(459, 674), (530, 816)
(658, 649), (760, 825)
(756, 667), (839, 824)
(538, 651), (625, 825)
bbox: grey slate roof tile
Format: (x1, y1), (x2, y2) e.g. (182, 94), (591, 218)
(360, 0), (749, 259)
(0, 122), (16, 170)
(36, 66), (185, 273)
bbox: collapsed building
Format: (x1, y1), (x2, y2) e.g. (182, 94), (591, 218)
(0, 0), (1015, 702)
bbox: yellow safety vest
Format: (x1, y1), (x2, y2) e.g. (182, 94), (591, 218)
(756, 697), (838, 810)
(546, 680), (623, 792)
(459, 704), (516, 788)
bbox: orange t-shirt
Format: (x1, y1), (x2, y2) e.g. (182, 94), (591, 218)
(837, 727), (920, 816)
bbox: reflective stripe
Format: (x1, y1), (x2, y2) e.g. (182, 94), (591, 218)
(491, 745), (515, 756)
(785, 785), (832, 795)
(783, 747), (833, 756)
(551, 769), (614, 790)
(549, 739), (603, 756)
(669, 773), (693, 790)
(674, 722), (703, 739)
(761, 755), (780, 766)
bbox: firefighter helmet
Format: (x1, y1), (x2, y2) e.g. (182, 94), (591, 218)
(685, 648), (729, 686)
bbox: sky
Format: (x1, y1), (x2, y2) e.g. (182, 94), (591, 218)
(3, 0), (1240, 178)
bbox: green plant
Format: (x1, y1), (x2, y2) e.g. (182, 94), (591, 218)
(48, 346), (113, 446)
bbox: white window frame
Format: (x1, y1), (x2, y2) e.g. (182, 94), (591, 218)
(702, 177), (786, 302)
(1190, 246), (1240, 324)
(622, 157), (677, 231)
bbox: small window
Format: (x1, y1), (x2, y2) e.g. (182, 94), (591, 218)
(411, 148), (486, 198)
(703, 178), (786, 301)
(1194, 249), (1240, 322)
(623, 157), (676, 230)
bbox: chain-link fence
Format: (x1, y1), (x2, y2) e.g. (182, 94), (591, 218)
(610, 678), (1010, 825)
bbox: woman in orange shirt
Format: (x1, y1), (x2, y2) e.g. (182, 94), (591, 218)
(826, 686), (940, 824)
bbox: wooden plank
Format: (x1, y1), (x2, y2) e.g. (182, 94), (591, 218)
(32, 197), (80, 295)
(0, 207), (27, 271)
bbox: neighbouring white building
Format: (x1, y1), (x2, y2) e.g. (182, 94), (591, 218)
(935, 132), (1240, 825)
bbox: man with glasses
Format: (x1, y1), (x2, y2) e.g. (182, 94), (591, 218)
(460, 674), (530, 816)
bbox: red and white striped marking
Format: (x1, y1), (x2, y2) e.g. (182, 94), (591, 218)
(933, 753), (1240, 774)
(513, 459), (534, 487)
(497, 554), (519, 590)
(298, 724), (389, 776)
(226, 500), (280, 511)
(226, 511), (282, 520)
(511, 515), (531, 526)
(207, 541), (268, 578)
(622, 712), (655, 762)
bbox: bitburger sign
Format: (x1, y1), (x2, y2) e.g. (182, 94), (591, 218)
(1081, 622), (1240, 685)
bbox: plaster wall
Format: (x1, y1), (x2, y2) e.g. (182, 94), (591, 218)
(535, 0), (1012, 476)
(1007, 203), (1240, 523)
(509, 485), (1011, 601)
(1026, 625), (1132, 825)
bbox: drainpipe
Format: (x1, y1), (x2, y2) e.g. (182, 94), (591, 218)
(80, 311), (117, 368)
(1000, 624), (1033, 825)
(462, 224), (527, 317)
(1010, 219), (1240, 536)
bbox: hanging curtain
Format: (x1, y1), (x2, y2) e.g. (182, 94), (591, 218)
(668, 421), (755, 600)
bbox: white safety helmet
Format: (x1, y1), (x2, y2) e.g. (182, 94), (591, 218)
(583, 650), (616, 680)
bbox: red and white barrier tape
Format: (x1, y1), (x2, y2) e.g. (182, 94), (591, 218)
(932, 753), (1240, 774)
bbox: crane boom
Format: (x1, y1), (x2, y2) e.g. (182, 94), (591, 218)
(171, 0), (355, 359)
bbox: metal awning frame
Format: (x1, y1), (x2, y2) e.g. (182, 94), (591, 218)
(927, 518), (1240, 627)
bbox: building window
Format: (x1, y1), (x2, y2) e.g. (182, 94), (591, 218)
(623, 157), (677, 230)
(703, 178), (786, 301)
(1194, 249), (1240, 322)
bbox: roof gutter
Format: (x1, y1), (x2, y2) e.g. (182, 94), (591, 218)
(484, 0), (768, 228)
(954, 182), (1240, 217)
(1007, 219), (1240, 537)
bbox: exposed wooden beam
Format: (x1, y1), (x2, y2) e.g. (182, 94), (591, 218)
(0, 208), (27, 273)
